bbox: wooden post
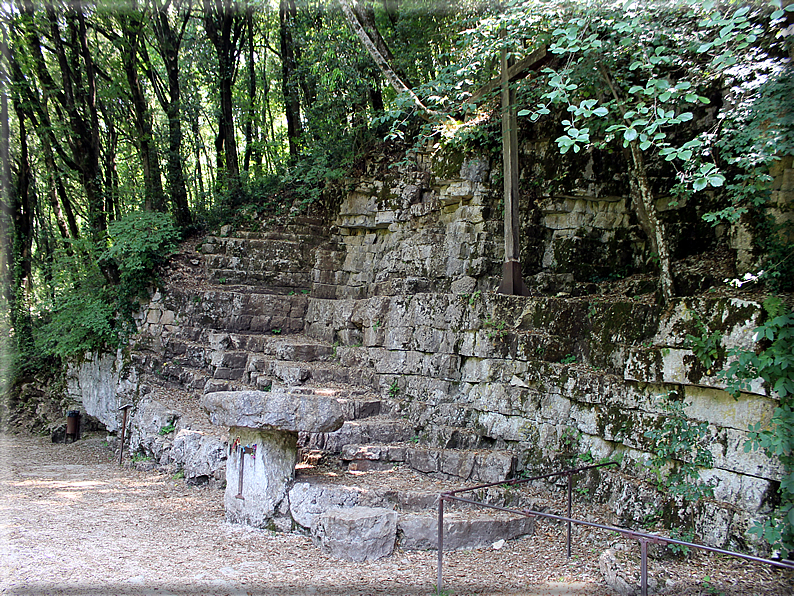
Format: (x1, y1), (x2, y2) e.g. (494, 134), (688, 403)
(497, 39), (529, 296)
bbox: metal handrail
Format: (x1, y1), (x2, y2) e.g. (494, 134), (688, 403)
(436, 463), (794, 596)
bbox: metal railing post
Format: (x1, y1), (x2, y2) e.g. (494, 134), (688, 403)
(567, 473), (573, 558)
(437, 495), (445, 594)
(640, 538), (649, 596)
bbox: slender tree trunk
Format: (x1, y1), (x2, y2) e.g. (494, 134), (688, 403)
(599, 63), (674, 303)
(338, 0), (435, 119)
(243, 7), (255, 173)
(627, 141), (675, 302)
(120, 11), (166, 212)
(204, 0), (243, 187)
(279, 0), (302, 157)
(10, 104), (35, 362)
(148, 0), (192, 227)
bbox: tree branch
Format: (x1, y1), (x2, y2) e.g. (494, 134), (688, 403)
(338, 0), (438, 120)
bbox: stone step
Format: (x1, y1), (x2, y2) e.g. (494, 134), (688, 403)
(302, 417), (414, 452)
(163, 330), (334, 361)
(145, 287), (307, 335)
(205, 267), (312, 292)
(397, 510), (535, 551)
(341, 443), (517, 484)
(289, 473), (538, 553)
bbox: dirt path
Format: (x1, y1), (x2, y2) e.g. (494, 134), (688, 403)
(1, 432), (792, 596)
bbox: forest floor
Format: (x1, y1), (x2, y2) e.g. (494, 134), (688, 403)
(2, 430), (794, 596)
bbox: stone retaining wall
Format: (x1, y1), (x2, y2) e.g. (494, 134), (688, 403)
(305, 292), (780, 549)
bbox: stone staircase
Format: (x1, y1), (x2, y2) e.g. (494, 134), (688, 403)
(123, 210), (771, 562)
(129, 218), (540, 557)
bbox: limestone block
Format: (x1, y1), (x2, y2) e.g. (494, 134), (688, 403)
(128, 397), (179, 455)
(65, 349), (137, 434)
(271, 362), (310, 385)
(440, 180), (475, 202)
(460, 157), (490, 182)
(398, 512), (534, 550)
(289, 482), (369, 529)
(700, 467), (775, 512)
(476, 411), (532, 442)
(372, 349), (406, 375)
(313, 506), (397, 562)
(170, 429), (226, 481)
(450, 276), (477, 295)
(473, 451), (517, 483)
(202, 389), (343, 433)
(412, 326), (443, 353)
(224, 427), (296, 528)
(683, 385), (776, 430)
(711, 427), (782, 479)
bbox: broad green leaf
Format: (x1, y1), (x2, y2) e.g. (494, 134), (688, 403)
(708, 174), (726, 187)
(624, 128), (638, 142)
(694, 178), (708, 191)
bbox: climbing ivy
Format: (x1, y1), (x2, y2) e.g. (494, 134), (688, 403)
(721, 297), (794, 556)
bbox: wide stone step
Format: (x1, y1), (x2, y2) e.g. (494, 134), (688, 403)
(288, 474), (538, 553)
(302, 417), (414, 452)
(146, 287), (307, 335)
(205, 268), (312, 292)
(397, 510), (535, 551)
(341, 443), (517, 484)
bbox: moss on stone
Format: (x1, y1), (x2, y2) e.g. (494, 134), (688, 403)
(432, 151), (466, 180)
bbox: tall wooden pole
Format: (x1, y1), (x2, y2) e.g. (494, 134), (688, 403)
(497, 39), (529, 296)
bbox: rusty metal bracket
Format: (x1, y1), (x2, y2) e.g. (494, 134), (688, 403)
(235, 445), (255, 500)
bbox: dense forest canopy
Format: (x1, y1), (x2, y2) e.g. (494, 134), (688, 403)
(0, 0), (791, 371)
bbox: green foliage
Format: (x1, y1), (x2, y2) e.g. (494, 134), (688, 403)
(159, 422), (176, 435)
(703, 65), (794, 291)
(560, 354), (577, 364)
(723, 297), (794, 556)
(34, 212), (179, 362)
(388, 380), (401, 398)
(644, 391), (715, 505)
(483, 316), (507, 340)
(685, 313), (723, 375)
(100, 211), (180, 310)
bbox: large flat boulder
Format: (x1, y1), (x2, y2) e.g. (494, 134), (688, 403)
(202, 388), (343, 433)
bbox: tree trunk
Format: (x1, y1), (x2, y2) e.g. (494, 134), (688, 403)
(279, 0), (302, 157)
(149, 0), (192, 227)
(120, 11), (166, 212)
(204, 0), (244, 187)
(627, 141), (675, 303)
(10, 103), (35, 363)
(243, 7), (256, 173)
(598, 63), (674, 303)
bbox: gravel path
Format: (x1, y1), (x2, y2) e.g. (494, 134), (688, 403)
(2, 431), (793, 596)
